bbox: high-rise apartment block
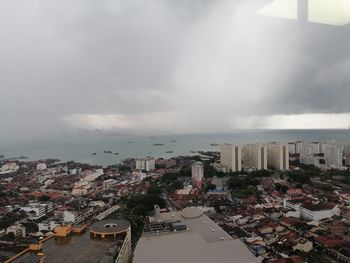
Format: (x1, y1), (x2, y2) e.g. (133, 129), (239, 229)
(242, 144), (267, 170)
(220, 144), (242, 172)
(324, 142), (343, 167)
(136, 157), (155, 172)
(191, 162), (204, 188)
(264, 142), (289, 170)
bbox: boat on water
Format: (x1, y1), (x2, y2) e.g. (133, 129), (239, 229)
(92, 153), (97, 155)
(166, 151), (174, 153)
(104, 151), (112, 154)
(114, 152), (119, 155)
(210, 143), (219, 146)
(153, 143), (165, 146)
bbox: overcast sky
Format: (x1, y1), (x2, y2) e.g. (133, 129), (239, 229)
(1, 0), (350, 139)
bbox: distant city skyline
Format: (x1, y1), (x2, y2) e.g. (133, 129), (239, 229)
(1, 0), (350, 139)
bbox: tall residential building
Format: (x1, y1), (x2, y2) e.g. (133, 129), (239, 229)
(220, 144), (242, 172)
(136, 158), (155, 171)
(324, 142), (343, 167)
(242, 144), (267, 170)
(345, 142), (350, 166)
(191, 162), (204, 188)
(264, 142), (289, 170)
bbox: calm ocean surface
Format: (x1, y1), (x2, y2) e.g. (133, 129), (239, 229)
(0, 130), (349, 166)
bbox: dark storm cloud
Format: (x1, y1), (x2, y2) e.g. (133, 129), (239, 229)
(0, 0), (350, 138)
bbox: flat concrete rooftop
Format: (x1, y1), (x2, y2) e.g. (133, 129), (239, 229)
(133, 207), (258, 263)
(42, 232), (117, 263)
(12, 233), (117, 263)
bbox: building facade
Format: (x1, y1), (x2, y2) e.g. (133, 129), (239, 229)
(264, 142), (289, 170)
(191, 162), (204, 188)
(136, 158), (155, 171)
(220, 144), (242, 172)
(242, 144), (267, 170)
(324, 142), (343, 167)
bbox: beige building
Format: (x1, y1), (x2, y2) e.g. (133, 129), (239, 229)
(220, 144), (241, 172)
(264, 142), (289, 170)
(191, 161), (204, 188)
(324, 142), (343, 167)
(242, 144), (267, 170)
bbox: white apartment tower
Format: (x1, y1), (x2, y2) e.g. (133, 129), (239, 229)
(220, 144), (242, 172)
(264, 142), (289, 170)
(136, 158), (155, 172)
(191, 161), (204, 188)
(324, 142), (343, 167)
(242, 144), (267, 170)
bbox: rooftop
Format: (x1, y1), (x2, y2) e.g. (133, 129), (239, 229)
(12, 231), (122, 263)
(133, 207), (258, 263)
(90, 219), (130, 234)
(42, 232), (116, 263)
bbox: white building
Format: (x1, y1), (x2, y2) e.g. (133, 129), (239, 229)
(283, 199), (340, 221)
(0, 162), (19, 174)
(132, 171), (147, 184)
(38, 221), (60, 232)
(20, 203), (53, 220)
(63, 210), (77, 223)
(192, 162), (204, 188)
(82, 169), (104, 182)
(7, 225), (26, 237)
(324, 142), (343, 167)
(36, 163), (47, 171)
(288, 143), (296, 155)
(242, 144), (267, 170)
(310, 142), (322, 154)
(103, 179), (117, 190)
(220, 144), (242, 172)
(264, 142), (289, 170)
(136, 158), (155, 172)
(72, 180), (91, 196)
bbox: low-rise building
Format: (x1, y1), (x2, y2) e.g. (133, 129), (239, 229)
(7, 224), (26, 237)
(283, 199), (340, 221)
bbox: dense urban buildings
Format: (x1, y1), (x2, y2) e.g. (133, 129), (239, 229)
(1, 138), (350, 263)
(220, 143), (242, 172)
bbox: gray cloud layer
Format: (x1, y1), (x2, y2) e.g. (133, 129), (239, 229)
(1, 0), (350, 138)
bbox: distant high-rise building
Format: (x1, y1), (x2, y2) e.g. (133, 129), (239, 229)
(264, 142), (289, 170)
(191, 162), (204, 188)
(324, 142), (343, 167)
(242, 144), (267, 170)
(310, 142), (322, 154)
(288, 142), (296, 155)
(220, 144), (242, 172)
(136, 158), (155, 171)
(345, 142), (350, 166)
